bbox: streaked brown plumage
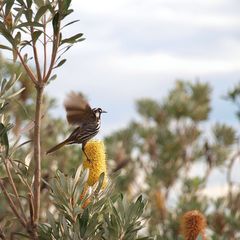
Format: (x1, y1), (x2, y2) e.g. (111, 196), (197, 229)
(46, 92), (106, 155)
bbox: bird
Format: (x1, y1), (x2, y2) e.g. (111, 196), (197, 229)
(46, 92), (106, 157)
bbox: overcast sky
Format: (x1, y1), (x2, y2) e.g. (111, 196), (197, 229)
(46, 0), (240, 136)
(46, 0), (240, 199)
(0, 0), (238, 199)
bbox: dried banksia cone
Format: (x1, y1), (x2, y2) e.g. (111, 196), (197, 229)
(83, 140), (108, 188)
(181, 210), (206, 240)
(154, 190), (166, 219)
(210, 212), (225, 235)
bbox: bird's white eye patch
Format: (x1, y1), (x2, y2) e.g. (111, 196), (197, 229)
(95, 111), (100, 118)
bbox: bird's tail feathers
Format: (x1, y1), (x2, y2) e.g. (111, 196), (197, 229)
(46, 139), (69, 155)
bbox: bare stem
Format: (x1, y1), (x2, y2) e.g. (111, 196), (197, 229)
(3, 158), (28, 223)
(43, 15), (47, 78)
(227, 152), (239, 206)
(28, 193), (35, 227)
(33, 85), (44, 223)
(8, 158), (33, 195)
(26, 193), (38, 240)
(0, 179), (27, 228)
(31, 26), (42, 82)
(43, 27), (60, 83)
(0, 225), (6, 240)
(16, 50), (38, 85)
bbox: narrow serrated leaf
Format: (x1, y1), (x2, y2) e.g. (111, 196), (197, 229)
(4, 87), (25, 99)
(0, 123), (9, 156)
(16, 21), (43, 29)
(74, 165), (82, 186)
(35, 5), (50, 22)
(53, 59), (66, 69)
(48, 74), (57, 83)
(5, 0), (14, 16)
(62, 20), (80, 29)
(79, 208), (89, 238)
(0, 44), (12, 52)
(14, 7), (25, 25)
(52, 12), (60, 34)
(61, 33), (83, 45)
(32, 30), (42, 43)
(0, 22), (15, 46)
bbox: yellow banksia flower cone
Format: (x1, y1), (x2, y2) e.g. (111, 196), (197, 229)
(83, 140), (108, 188)
(181, 210), (206, 240)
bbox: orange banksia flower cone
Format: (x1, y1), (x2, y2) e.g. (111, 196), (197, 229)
(181, 210), (206, 240)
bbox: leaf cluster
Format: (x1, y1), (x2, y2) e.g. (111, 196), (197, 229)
(105, 81), (240, 239)
(39, 166), (149, 240)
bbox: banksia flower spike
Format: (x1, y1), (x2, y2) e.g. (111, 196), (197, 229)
(83, 140), (108, 188)
(181, 210), (206, 240)
(210, 212), (226, 235)
(154, 190), (167, 219)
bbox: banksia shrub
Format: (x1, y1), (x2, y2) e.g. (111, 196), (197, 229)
(181, 210), (206, 240)
(39, 164), (147, 239)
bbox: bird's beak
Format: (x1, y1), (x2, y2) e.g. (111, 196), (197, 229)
(102, 110), (107, 113)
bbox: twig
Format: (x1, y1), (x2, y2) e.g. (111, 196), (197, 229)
(28, 193), (35, 227)
(16, 50), (38, 85)
(0, 179), (27, 228)
(43, 26), (60, 83)
(0, 225), (6, 240)
(3, 158), (28, 223)
(33, 85), (44, 223)
(227, 151), (240, 205)
(30, 25), (42, 82)
(43, 15), (47, 78)
(8, 158), (33, 195)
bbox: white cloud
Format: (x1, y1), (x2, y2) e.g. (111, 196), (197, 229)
(201, 184), (239, 199)
(102, 52), (240, 75)
(73, 0), (240, 29)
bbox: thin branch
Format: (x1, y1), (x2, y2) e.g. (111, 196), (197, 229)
(28, 193), (35, 228)
(30, 26), (42, 82)
(33, 86), (44, 223)
(16, 50), (38, 85)
(227, 151), (240, 206)
(43, 26), (60, 83)
(3, 158), (28, 223)
(0, 179), (27, 228)
(8, 158), (33, 195)
(0, 225), (6, 240)
(203, 164), (212, 184)
(43, 15), (47, 78)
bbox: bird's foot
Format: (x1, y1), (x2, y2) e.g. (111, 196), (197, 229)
(83, 149), (92, 163)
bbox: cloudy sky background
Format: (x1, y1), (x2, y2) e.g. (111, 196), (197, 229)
(47, 0), (240, 199)
(47, 0), (240, 137)
(0, 0), (238, 198)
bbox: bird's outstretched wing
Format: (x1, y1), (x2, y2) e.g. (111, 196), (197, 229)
(64, 92), (94, 125)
